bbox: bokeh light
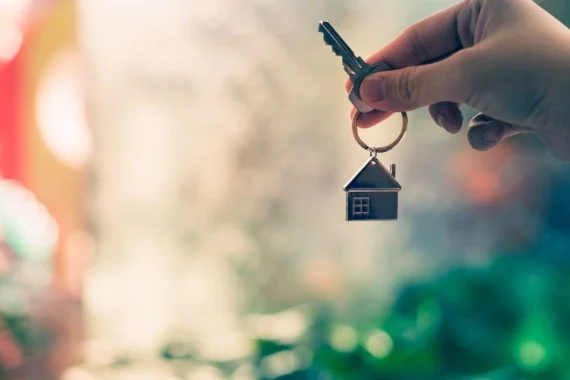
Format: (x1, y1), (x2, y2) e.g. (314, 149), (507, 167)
(36, 48), (92, 169)
(2, 0), (570, 378)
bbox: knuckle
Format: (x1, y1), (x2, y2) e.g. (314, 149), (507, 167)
(402, 26), (430, 63)
(466, 0), (497, 9)
(451, 50), (480, 104)
(538, 112), (570, 160)
(540, 126), (570, 161)
(393, 67), (419, 107)
(457, 0), (480, 46)
(465, 0), (482, 8)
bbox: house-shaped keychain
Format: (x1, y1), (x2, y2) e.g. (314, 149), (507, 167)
(343, 156), (401, 221)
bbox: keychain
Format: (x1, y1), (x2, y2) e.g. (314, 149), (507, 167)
(319, 21), (408, 221)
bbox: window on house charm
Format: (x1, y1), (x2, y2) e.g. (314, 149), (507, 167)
(353, 197), (370, 216)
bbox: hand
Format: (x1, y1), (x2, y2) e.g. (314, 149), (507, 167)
(347, 0), (570, 160)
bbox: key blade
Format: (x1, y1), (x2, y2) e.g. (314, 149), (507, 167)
(318, 21), (366, 77)
(318, 21), (354, 57)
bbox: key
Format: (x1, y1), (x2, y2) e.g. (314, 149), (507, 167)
(319, 21), (392, 113)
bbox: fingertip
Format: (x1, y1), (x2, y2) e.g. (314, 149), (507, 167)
(443, 110), (463, 134)
(345, 78), (353, 92)
(467, 119), (506, 151)
(360, 74), (387, 106)
(429, 102), (463, 134)
(436, 114), (462, 134)
(354, 110), (392, 128)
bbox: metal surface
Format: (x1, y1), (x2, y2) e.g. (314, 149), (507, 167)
(320, 20), (406, 221)
(344, 156), (400, 221)
(318, 21), (370, 81)
(319, 21), (393, 113)
(351, 110), (408, 154)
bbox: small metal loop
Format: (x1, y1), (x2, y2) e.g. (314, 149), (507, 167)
(352, 110), (408, 154)
(369, 148), (377, 158)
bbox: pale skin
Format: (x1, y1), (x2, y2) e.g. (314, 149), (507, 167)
(346, 0), (570, 160)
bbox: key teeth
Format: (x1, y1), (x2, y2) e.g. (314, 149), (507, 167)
(319, 21), (354, 59)
(318, 21), (343, 57)
(320, 34), (342, 57)
(329, 45), (344, 57)
(325, 44), (341, 57)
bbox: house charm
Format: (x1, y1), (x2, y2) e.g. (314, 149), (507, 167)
(343, 156), (401, 221)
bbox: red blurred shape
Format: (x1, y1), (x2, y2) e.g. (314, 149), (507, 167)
(0, 52), (23, 180)
(451, 144), (517, 205)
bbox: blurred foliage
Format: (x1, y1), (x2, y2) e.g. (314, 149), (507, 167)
(243, 255), (570, 380)
(0, 180), (56, 376)
(72, 253), (570, 380)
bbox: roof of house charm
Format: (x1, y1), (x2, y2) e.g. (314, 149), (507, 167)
(343, 156), (401, 221)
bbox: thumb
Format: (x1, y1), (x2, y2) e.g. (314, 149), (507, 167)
(359, 54), (468, 112)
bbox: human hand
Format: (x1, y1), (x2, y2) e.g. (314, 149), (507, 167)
(347, 0), (570, 160)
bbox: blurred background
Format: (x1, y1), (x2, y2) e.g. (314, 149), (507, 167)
(1, 0), (570, 379)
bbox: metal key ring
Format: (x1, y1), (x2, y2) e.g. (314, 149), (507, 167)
(352, 110), (408, 154)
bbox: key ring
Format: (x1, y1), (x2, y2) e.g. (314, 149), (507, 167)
(352, 110), (408, 155)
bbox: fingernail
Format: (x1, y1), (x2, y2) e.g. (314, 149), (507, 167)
(437, 115), (446, 128)
(361, 76), (387, 103)
(482, 128), (500, 143)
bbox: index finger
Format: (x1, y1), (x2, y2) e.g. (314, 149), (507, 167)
(345, 0), (468, 91)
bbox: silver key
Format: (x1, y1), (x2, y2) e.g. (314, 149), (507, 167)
(319, 21), (391, 113)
